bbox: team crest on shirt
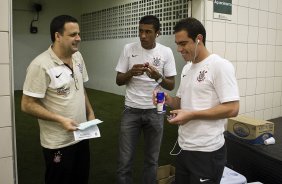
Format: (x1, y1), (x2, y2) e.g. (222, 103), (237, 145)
(197, 70), (207, 82)
(53, 151), (62, 163)
(57, 86), (70, 97)
(153, 56), (161, 66)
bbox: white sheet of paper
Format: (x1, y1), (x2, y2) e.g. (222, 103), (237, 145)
(77, 119), (103, 130)
(74, 119), (102, 141)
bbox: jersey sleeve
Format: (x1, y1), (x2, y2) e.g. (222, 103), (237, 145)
(23, 63), (49, 98)
(163, 47), (177, 77)
(213, 60), (240, 103)
(115, 44), (130, 73)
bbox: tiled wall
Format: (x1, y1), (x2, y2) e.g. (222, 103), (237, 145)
(204, 0), (282, 120)
(81, 0), (191, 40)
(0, 0), (16, 183)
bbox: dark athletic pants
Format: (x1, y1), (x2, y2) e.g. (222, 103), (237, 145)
(42, 140), (90, 184)
(175, 144), (226, 184)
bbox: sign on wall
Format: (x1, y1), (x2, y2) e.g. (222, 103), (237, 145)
(213, 0), (232, 21)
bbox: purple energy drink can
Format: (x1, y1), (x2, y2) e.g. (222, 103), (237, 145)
(156, 91), (165, 114)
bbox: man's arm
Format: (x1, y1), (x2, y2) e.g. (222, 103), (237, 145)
(84, 88), (95, 121)
(21, 94), (78, 131)
(153, 92), (181, 109)
(116, 64), (145, 86)
(168, 101), (239, 125)
(165, 94), (181, 109)
(116, 72), (133, 86)
(157, 76), (175, 91)
(145, 65), (175, 91)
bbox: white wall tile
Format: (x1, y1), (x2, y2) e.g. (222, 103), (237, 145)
(225, 43), (237, 61)
(205, 21), (213, 41)
(256, 78), (266, 94)
(248, 26), (258, 43)
(276, 30), (282, 45)
(264, 108), (272, 120)
(248, 0), (260, 9)
(273, 77), (282, 92)
(238, 78), (247, 96)
(0, 96), (11, 127)
(257, 45), (267, 61)
(244, 112), (255, 118)
(213, 22), (225, 42)
(255, 110), (265, 120)
(281, 92), (282, 109)
(258, 10), (268, 28)
(260, 0), (269, 11)
(274, 62), (282, 77)
(276, 46), (282, 61)
(273, 92), (281, 107)
(212, 42), (225, 57)
(265, 61), (275, 77)
(0, 32), (9, 63)
(258, 28), (268, 44)
(249, 9), (258, 27)
(239, 96), (246, 113)
(246, 62), (257, 78)
(0, 0), (8, 31)
(206, 0), (213, 21)
(257, 62), (266, 77)
(278, 0), (282, 14)
(267, 29), (276, 46)
(266, 45), (276, 61)
(0, 65), (10, 95)
(238, 0), (248, 7)
(233, 0), (239, 5)
(206, 41), (213, 53)
(246, 78), (256, 95)
(0, 127), (12, 157)
(237, 25), (248, 43)
(238, 6), (249, 25)
(265, 93), (274, 108)
(277, 14), (282, 30)
(268, 13), (276, 29)
(237, 43), (247, 61)
(226, 23), (237, 42)
(230, 5), (238, 24)
(272, 106), (281, 118)
(255, 94), (265, 110)
(236, 61), (247, 79)
(246, 95), (256, 112)
(265, 77), (274, 93)
(0, 157), (14, 184)
(248, 44), (258, 61)
(268, 0), (278, 13)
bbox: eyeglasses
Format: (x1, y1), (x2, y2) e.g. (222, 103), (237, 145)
(71, 73), (79, 90)
(65, 63), (79, 90)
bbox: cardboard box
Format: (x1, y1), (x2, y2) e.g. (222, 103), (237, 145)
(157, 165), (175, 184)
(227, 115), (274, 145)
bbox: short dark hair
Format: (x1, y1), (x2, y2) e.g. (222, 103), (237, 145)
(139, 15), (160, 32)
(173, 17), (206, 45)
(50, 15), (78, 42)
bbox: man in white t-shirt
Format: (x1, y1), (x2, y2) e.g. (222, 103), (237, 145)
(159, 17), (240, 184)
(115, 15), (177, 184)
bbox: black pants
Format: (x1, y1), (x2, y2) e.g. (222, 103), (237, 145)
(42, 140), (90, 184)
(175, 144), (226, 184)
